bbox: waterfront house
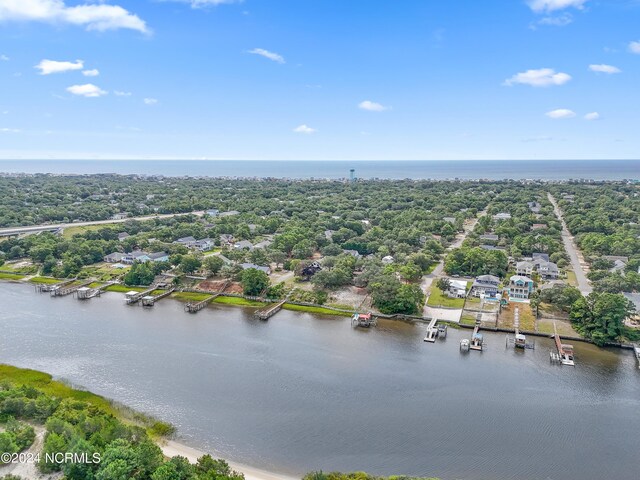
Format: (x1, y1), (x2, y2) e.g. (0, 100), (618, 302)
(516, 261), (534, 276)
(240, 263), (271, 275)
(471, 275), (500, 298)
(117, 232), (130, 242)
(532, 252), (550, 262)
(508, 275), (534, 300)
(234, 240), (254, 250)
(104, 252), (126, 263)
(174, 236), (197, 248)
(447, 279), (468, 298)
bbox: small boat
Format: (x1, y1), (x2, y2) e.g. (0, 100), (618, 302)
(560, 344), (575, 366)
(437, 324), (448, 339)
(351, 312), (375, 328)
(460, 339), (470, 352)
(514, 333), (526, 349)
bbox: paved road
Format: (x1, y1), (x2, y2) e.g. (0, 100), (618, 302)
(0, 211), (205, 237)
(421, 209), (487, 316)
(547, 193), (592, 295)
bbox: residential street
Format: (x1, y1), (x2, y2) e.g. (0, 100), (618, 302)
(547, 192), (593, 295)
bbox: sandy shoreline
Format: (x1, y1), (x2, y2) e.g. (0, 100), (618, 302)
(160, 439), (299, 480)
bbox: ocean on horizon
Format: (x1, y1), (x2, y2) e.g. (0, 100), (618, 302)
(0, 159), (638, 181)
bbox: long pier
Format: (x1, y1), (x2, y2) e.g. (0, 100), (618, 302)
(423, 317), (439, 342)
(255, 299), (287, 321)
(51, 280), (94, 297)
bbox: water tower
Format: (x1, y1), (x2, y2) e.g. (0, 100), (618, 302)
(349, 169), (356, 182)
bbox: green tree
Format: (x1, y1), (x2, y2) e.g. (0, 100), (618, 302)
(203, 256), (224, 276)
(241, 268), (270, 296)
(180, 256), (202, 275)
(570, 292), (635, 345)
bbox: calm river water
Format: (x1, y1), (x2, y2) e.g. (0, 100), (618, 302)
(1, 283), (639, 479)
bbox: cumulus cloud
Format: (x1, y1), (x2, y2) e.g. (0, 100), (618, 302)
(82, 68), (99, 77)
(0, 0), (148, 33)
(166, 0), (243, 7)
(589, 64), (621, 74)
(1, 54), (9, 61)
(527, 0), (587, 13)
(293, 124), (316, 134)
(546, 108), (576, 119)
(247, 48), (285, 64)
(629, 41), (640, 54)
(114, 91), (132, 96)
(143, 98), (158, 105)
(35, 59), (83, 75)
(584, 112), (600, 120)
(67, 83), (107, 97)
(358, 100), (390, 112)
(504, 68), (571, 87)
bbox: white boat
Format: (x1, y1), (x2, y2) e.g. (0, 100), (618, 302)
(460, 339), (470, 352)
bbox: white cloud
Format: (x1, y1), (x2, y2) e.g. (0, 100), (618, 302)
(0, 127), (21, 133)
(504, 68), (571, 87)
(82, 68), (99, 77)
(247, 48), (285, 64)
(114, 91), (132, 96)
(584, 112), (600, 120)
(35, 59), (83, 75)
(293, 124), (316, 134)
(589, 64), (621, 74)
(546, 108), (576, 119)
(0, 54), (9, 61)
(143, 98), (158, 105)
(358, 100), (390, 112)
(527, 0), (587, 13)
(536, 12), (573, 26)
(0, 0), (148, 33)
(175, 0), (243, 7)
(66, 83), (107, 97)
(629, 41), (640, 54)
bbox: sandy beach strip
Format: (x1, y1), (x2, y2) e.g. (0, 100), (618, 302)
(160, 439), (299, 480)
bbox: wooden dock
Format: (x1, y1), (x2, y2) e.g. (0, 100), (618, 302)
(352, 312), (377, 328)
(255, 299), (286, 321)
(423, 317), (439, 342)
(50, 280), (94, 297)
(76, 281), (118, 300)
(469, 323), (484, 351)
(505, 307), (534, 350)
(35, 278), (74, 293)
(141, 288), (175, 307)
(552, 322), (575, 366)
(184, 281), (230, 313)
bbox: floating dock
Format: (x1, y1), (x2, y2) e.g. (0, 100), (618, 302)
(125, 286), (157, 305)
(184, 281), (230, 313)
(552, 322), (575, 366)
(76, 281), (118, 300)
(255, 299), (287, 321)
(352, 312), (377, 328)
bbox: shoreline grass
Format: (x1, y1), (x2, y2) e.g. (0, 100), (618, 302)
(282, 303), (351, 317)
(28, 276), (61, 284)
(0, 272), (26, 281)
(213, 296), (267, 307)
(105, 284), (146, 293)
(172, 291), (212, 302)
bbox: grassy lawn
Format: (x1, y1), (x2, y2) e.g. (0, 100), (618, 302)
(498, 303), (536, 331)
(1, 263), (38, 274)
(62, 224), (117, 239)
(283, 303), (351, 317)
(0, 272), (26, 280)
(460, 313), (477, 326)
(427, 286), (466, 308)
(213, 296), (267, 307)
(172, 291), (212, 302)
(537, 318), (579, 336)
(105, 284), (146, 293)
(80, 263), (128, 281)
(29, 276), (62, 284)
(464, 296), (481, 307)
(566, 270), (578, 287)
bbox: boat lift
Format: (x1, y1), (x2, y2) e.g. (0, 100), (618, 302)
(505, 307), (535, 350)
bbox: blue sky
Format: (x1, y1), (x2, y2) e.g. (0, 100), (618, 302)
(0, 0), (639, 160)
